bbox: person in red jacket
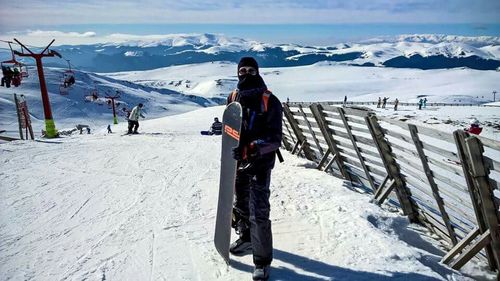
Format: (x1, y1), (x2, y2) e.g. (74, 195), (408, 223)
(465, 119), (483, 135)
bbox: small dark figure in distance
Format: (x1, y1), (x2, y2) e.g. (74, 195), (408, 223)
(128, 103), (145, 134)
(423, 98), (428, 108)
(418, 98), (423, 110)
(107, 125), (112, 134)
(229, 57), (282, 281)
(343, 95), (347, 107)
(64, 75), (75, 88)
(1, 66), (13, 88)
(201, 117), (223, 135)
(465, 119), (483, 135)
(394, 98), (399, 111)
(377, 97), (381, 108)
(11, 68), (21, 87)
(382, 97), (389, 108)
(211, 117), (222, 135)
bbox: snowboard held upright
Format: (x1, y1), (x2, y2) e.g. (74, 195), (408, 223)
(214, 102), (242, 264)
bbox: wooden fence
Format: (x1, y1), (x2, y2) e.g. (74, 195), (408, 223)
(311, 101), (492, 107)
(282, 102), (500, 276)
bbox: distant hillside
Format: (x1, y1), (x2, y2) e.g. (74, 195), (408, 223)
(3, 34), (497, 72)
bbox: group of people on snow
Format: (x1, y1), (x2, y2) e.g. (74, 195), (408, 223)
(418, 98), (428, 110)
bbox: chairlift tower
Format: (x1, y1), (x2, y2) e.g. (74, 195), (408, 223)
(13, 39), (60, 138)
(106, 91), (121, 124)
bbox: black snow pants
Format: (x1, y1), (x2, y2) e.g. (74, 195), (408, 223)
(234, 168), (273, 266)
(128, 120), (139, 133)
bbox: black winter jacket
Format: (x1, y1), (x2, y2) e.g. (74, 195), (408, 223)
(227, 88), (283, 171)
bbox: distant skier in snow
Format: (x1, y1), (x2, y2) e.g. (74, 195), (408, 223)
(343, 95), (347, 107)
(382, 97), (389, 108)
(228, 57), (282, 281)
(394, 98), (399, 111)
(377, 97), (381, 108)
(418, 99), (423, 110)
(465, 118), (483, 135)
(107, 124), (112, 134)
(423, 98), (428, 108)
(127, 103), (145, 134)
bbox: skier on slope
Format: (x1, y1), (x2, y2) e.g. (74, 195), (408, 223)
(127, 103), (145, 134)
(228, 57), (282, 281)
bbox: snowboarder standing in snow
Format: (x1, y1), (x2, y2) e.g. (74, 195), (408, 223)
(343, 95), (347, 107)
(394, 98), (399, 111)
(228, 57), (282, 281)
(127, 103), (145, 134)
(418, 99), (423, 110)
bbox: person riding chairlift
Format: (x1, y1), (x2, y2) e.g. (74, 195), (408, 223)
(64, 75), (75, 88)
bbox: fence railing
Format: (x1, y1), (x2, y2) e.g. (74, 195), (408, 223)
(293, 101), (493, 107)
(282, 102), (500, 275)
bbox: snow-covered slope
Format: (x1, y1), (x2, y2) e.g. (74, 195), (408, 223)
(13, 33), (498, 72)
(0, 106), (492, 280)
(0, 66), (215, 136)
(106, 61), (500, 105)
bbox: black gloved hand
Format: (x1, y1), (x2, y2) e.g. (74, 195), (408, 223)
(247, 141), (261, 160)
(232, 146), (242, 161)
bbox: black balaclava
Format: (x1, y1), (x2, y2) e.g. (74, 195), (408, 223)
(237, 57), (266, 91)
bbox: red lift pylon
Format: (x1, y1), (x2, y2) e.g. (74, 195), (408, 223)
(106, 91), (121, 124)
(13, 38), (61, 138)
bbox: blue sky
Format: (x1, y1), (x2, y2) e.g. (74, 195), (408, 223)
(0, 0), (499, 45)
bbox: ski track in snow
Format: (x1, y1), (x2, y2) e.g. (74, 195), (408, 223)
(0, 106), (494, 280)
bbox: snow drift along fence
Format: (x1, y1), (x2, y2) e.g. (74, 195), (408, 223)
(282, 102), (500, 275)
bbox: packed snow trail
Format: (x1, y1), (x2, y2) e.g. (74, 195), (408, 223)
(0, 106), (491, 280)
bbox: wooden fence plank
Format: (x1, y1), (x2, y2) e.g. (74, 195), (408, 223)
(338, 107), (377, 191)
(464, 136), (500, 271)
(421, 141), (460, 163)
(309, 103), (352, 181)
(454, 130), (496, 269)
(409, 124), (458, 245)
(283, 104), (316, 161)
(365, 115), (419, 222)
(442, 228), (480, 264)
(298, 104), (325, 158)
(450, 230), (492, 270)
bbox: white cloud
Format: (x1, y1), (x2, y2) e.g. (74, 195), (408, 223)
(26, 30), (97, 38)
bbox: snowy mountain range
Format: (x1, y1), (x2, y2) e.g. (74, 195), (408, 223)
(7, 33), (498, 72)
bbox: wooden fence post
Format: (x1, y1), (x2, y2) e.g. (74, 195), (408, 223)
(453, 130), (496, 269)
(408, 124), (458, 245)
(463, 136), (500, 272)
(337, 107), (377, 191)
(282, 103), (316, 161)
(365, 114), (419, 223)
(14, 94), (24, 140)
(309, 103), (352, 181)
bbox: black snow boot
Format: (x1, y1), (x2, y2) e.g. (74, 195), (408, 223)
(252, 264), (270, 280)
(229, 232), (252, 256)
